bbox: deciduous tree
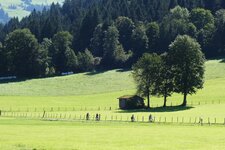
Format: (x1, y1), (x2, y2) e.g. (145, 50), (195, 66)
(132, 53), (162, 108)
(168, 35), (205, 106)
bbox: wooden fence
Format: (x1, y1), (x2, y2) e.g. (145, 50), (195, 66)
(0, 111), (224, 126)
(0, 99), (223, 112)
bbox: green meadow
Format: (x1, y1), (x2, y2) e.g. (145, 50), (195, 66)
(0, 0), (64, 20)
(0, 119), (225, 150)
(0, 59), (225, 149)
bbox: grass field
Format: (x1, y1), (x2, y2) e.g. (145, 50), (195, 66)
(0, 118), (225, 150)
(0, 59), (225, 149)
(0, 0), (64, 20)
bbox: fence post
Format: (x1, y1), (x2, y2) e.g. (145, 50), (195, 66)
(215, 118), (216, 124)
(42, 111), (46, 118)
(142, 116), (144, 122)
(208, 118), (210, 125)
(0, 110), (1, 116)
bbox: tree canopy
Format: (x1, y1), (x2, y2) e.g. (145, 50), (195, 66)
(168, 35), (205, 106)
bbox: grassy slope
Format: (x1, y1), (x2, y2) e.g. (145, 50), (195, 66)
(0, 0), (64, 19)
(0, 59), (225, 96)
(0, 59), (225, 108)
(0, 70), (135, 96)
(0, 59), (225, 150)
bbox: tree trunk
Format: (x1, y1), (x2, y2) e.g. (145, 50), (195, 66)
(163, 95), (167, 107)
(147, 93), (150, 109)
(163, 87), (167, 107)
(182, 92), (187, 106)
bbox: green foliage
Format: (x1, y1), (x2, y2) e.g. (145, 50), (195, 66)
(214, 9), (225, 53)
(38, 38), (53, 76)
(52, 31), (77, 73)
(115, 16), (135, 51)
(190, 8), (216, 53)
(131, 23), (148, 59)
(160, 6), (192, 50)
(190, 8), (214, 30)
(103, 25), (130, 67)
(157, 53), (175, 107)
(90, 24), (104, 57)
(4, 28), (45, 77)
(1, 1), (225, 76)
(146, 22), (160, 53)
(77, 49), (95, 72)
(77, 8), (100, 51)
(168, 35), (205, 106)
(132, 53), (162, 108)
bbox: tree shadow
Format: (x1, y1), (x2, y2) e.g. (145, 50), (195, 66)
(85, 70), (108, 76)
(116, 68), (131, 72)
(115, 105), (194, 113)
(85, 68), (131, 76)
(220, 59), (225, 63)
(0, 75), (55, 84)
(0, 78), (27, 84)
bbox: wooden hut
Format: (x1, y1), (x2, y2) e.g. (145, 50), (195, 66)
(117, 95), (144, 109)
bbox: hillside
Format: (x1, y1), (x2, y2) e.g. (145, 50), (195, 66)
(0, 0), (64, 23)
(0, 59), (225, 96)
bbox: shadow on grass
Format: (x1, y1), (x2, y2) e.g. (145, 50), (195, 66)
(85, 68), (131, 76)
(116, 68), (131, 72)
(220, 59), (225, 63)
(0, 75), (56, 84)
(115, 106), (194, 113)
(85, 70), (108, 76)
(0, 78), (27, 84)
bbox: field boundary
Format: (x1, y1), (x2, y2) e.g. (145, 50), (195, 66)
(0, 99), (223, 112)
(1, 111), (225, 126)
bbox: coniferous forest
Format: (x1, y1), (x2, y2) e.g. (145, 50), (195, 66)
(0, 0), (225, 77)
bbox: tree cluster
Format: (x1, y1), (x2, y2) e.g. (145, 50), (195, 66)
(0, 0), (224, 77)
(132, 35), (205, 108)
(0, 29), (96, 77)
